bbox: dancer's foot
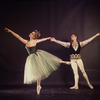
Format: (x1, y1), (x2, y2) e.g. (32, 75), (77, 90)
(65, 61), (71, 65)
(70, 86), (79, 89)
(88, 84), (94, 89)
(37, 85), (42, 95)
(60, 61), (71, 65)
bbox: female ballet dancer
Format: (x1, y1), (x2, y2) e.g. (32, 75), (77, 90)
(5, 28), (70, 95)
(50, 33), (100, 89)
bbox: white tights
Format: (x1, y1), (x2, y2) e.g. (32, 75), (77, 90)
(71, 59), (93, 89)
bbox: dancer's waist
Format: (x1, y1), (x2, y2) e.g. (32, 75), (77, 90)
(70, 54), (81, 59)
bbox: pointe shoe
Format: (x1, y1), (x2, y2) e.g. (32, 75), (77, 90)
(88, 84), (94, 89)
(60, 61), (71, 65)
(37, 85), (42, 95)
(70, 86), (79, 89)
(65, 61), (71, 65)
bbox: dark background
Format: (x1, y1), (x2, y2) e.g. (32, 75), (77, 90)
(0, 0), (100, 86)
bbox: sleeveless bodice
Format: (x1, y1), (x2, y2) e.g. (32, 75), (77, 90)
(69, 42), (81, 54)
(25, 46), (37, 55)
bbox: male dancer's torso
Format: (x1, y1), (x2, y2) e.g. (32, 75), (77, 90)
(69, 42), (81, 60)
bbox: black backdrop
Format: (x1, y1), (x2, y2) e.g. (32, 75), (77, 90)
(0, 0), (100, 86)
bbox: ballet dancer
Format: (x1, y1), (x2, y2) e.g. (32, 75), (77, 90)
(5, 27), (70, 95)
(50, 33), (100, 89)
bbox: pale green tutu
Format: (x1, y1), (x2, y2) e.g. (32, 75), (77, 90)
(24, 48), (62, 84)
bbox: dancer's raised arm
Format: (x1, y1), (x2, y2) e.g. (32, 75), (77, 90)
(80, 33), (100, 47)
(50, 37), (70, 48)
(37, 37), (51, 43)
(5, 28), (28, 44)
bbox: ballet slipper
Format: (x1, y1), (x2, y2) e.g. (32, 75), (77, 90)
(88, 84), (94, 89)
(70, 86), (79, 89)
(65, 61), (71, 65)
(60, 61), (71, 65)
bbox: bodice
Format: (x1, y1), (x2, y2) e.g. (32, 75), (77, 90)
(25, 46), (37, 55)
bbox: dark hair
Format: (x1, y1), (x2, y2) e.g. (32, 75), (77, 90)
(34, 30), (41, 39)
(71, 33), (78, 39)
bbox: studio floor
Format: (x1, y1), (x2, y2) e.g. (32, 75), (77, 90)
(0, 85), (100, 100)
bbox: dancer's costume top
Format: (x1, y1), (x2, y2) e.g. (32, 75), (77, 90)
(24, 46), (62, 84)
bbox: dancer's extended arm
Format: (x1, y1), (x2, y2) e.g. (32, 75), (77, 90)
(80, 33), (100, 47)
(37, 37), (51, 43)
(50, 37), (70, 48)
(5, 28), (28, 44)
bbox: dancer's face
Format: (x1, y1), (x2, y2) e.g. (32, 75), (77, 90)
(29, 32), (36, 39)
(71, 34), (77, 41)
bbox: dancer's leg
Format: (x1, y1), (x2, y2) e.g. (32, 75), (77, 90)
(70, 60), (79, 89)
(60, 60), (71, 65)
(77, 59), (93, 89)
(37, 79), (42, 95)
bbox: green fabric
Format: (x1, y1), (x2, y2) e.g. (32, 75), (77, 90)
(25, 46), (37, 55)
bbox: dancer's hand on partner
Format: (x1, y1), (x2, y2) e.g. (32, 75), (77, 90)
(50, 37), (56, 42)
(47, 37), (52, 40)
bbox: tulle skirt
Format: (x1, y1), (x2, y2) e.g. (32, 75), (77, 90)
(24, 49), (62, 84)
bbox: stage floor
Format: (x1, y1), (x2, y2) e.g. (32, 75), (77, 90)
(0, 85), (100, 100)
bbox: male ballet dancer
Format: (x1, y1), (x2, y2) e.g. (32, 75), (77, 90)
(50, 33), (100, 89)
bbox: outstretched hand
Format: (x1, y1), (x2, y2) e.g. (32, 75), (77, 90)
(4, 27), (12, 33)
(47, 37), (51, 40)
(96, 33), (100, 36)
(50, 37), (56, 42)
